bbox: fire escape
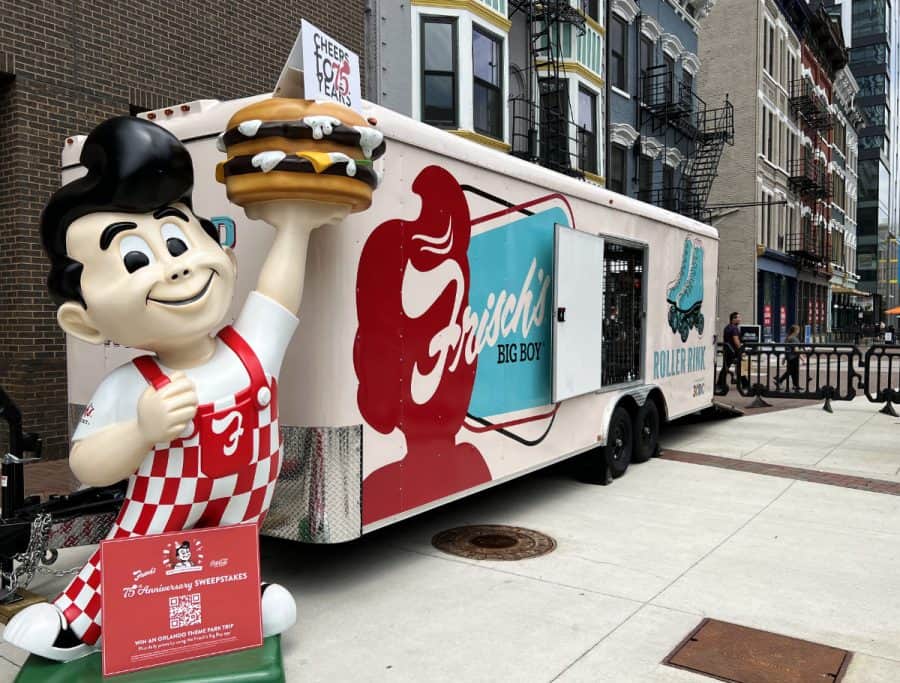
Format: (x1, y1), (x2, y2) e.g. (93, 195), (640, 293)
(639, 63), (734, 222)
(787, 77), (832, 271)
(508, 0), (585, 177)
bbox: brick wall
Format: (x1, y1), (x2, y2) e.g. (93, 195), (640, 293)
(698, 0), (760, 332)
(0, 1), (365, 459)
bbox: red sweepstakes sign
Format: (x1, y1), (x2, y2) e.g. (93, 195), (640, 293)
(100, 524), (262, 676)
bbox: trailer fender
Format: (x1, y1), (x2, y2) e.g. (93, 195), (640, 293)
(596, 385), (663, 446)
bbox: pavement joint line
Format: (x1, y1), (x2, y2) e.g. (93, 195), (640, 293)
(814, 410), (880, 465)
(661, 450), (900, 495)
(741, 435), (778, 459)
(548, 479), (797, 683)
(390, 544), (647, 606)
(547, 603), (647, 683)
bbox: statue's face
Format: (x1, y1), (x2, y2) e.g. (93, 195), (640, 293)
(62, 203), (236, 350)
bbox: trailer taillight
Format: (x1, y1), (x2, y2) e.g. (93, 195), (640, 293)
(164, 108), (173, 116)
(181, 104), (190, 112)
(147, 112), (157, 120)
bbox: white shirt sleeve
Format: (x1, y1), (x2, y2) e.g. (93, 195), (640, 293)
(233, 291), (300, 377)
(72, 363), (146, 442)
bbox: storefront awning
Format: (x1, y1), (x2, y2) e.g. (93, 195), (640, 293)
(832, 285), (872, 297)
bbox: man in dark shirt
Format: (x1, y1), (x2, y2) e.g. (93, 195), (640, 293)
(716, 311), (743, 391)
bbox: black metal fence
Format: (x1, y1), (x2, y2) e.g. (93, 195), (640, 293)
(714, 342), (898, 413)
(863, 345), (900, 415)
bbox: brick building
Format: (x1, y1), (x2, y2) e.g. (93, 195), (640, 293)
(0, 1), (365, 458)
(699, 0), (852, 341)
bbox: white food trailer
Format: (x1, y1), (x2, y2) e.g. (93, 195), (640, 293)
(61, 95), (718, 544)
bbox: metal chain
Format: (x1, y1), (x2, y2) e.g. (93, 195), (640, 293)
(0, 513), (53, 591)
(36, 550), (82, 578)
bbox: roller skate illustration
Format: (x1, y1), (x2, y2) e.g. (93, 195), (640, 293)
(667, 238), (704, 342)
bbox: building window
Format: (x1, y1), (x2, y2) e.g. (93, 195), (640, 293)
(664, 53), (675, 100)
(759, 191), (766, 244)
(581, 0), (599, 21)
(862, 103), (887, 127)
(540, 79), (569, 167)
(767, 110), (774, 160)
(608, 143), (627, 193)
(850, 44), (889, 67)
(681, 69), (694, 110)
(577, 87), (597, 174)
(760, 105), (766, 156)
(784, 206), (792, 251)
(638, 154), (653, 202)
(763, 20), (773, 75)
(857, 74), (887, 98)
(473, 25), (502, 139)
(640, 36), (654, 101)
(663, 165), (675, 210)
(609, 15), (627, 91)
(852, 0), (888, 43)
(421, 17), (457, 127)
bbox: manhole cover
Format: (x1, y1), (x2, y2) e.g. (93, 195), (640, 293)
(431, 525), (556, 561)
(664, 619), (852, 683)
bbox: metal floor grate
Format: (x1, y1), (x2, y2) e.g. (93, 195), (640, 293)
(664, 618), (851, 682)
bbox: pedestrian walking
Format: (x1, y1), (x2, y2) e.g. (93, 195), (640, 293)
(776, 324), (802, 391)
(716, 311), (743, 392)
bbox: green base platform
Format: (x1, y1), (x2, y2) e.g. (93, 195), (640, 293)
(14, 634), (284, 683)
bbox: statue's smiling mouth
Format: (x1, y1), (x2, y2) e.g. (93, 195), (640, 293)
(147, 271), (216, 307)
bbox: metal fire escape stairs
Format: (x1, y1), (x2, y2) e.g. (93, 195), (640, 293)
(786, 77), (834, 270)
(639, 62), (734, 222)
(508, 0), (586, 177)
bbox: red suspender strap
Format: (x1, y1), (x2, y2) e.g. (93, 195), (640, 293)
(217, 326), (268, 395)
(133, 355), (171, 390)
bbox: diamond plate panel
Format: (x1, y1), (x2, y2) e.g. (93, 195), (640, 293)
(261, 425), (362, 544)
(48, 512), (116, 549)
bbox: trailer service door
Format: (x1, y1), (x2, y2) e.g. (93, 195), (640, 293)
(552, 226), (605, 402)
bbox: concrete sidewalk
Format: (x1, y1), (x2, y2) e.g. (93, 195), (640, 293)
(0, 399), (899, 681)
(663, 395), (900, 481)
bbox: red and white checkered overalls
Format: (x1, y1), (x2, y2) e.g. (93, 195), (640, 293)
(54, 325), (282, 645)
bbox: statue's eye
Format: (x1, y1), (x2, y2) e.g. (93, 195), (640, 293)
(118, 235), (155, 274)
(161, 222), (189, 257)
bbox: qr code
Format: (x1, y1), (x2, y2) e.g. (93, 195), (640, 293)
(168, 593), (202, 629)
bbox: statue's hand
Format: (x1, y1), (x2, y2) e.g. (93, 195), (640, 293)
(137, 371), (198, 445)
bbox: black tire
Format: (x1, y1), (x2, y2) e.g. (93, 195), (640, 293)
(632, 400), (660, 463)
(574, 407), (634, 485)
(603, 406), (633, 478)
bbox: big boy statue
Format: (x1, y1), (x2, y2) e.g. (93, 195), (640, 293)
(3, 113), (361, 661)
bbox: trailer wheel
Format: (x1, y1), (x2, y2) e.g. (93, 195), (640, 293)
(632, 400), (659, 463)
(604, 406), (633, 478)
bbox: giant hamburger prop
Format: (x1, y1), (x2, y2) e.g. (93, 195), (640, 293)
(215, 98), (385, 212)
(215, 97), (385, 309)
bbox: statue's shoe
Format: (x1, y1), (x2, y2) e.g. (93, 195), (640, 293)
(261, 583), (296, 636)
(4, 602), (97, 661)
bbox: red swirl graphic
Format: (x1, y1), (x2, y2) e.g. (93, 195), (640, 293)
(354, 166), (490, 524)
